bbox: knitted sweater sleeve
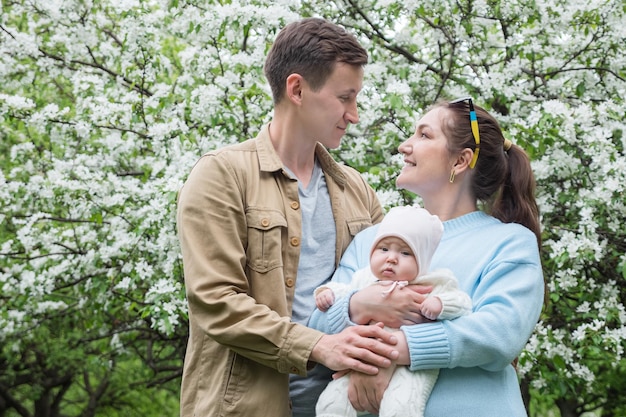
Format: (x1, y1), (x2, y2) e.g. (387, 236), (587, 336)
(401, 225), (544, 372)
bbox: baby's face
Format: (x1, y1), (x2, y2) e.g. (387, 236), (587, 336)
(370, 236), (419, 281)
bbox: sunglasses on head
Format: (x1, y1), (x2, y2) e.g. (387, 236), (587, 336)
(450, 96), (480, 169)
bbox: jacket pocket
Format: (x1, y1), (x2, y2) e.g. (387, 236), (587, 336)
(346, 217), (374, 237)
(245, 207), (287, 273)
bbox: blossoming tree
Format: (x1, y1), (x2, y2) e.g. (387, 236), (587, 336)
(1, 0), (624, 416)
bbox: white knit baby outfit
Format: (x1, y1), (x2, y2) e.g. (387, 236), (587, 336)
(315, 207), (472, 417)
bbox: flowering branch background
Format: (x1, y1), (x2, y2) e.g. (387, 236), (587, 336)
(0, 0), (624, 416)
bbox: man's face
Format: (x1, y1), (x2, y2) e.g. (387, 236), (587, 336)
(299, 63), (363, 149)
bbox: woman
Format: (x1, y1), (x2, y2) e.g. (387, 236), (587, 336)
(308, 98), (544, 416)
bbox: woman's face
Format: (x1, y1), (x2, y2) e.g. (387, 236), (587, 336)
(396, 107), (457, 196)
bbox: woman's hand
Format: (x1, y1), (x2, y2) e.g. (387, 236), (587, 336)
(347, 362), (397, 414)
(349, 283), (433, 327)
(345, 330), (409, 414)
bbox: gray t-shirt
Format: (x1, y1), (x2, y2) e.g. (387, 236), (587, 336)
(286, 160), (336, 417)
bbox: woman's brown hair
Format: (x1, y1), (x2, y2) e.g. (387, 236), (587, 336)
(438, 100), (542, 246)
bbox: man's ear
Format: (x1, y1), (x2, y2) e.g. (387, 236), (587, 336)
(285, 73), (304, 104)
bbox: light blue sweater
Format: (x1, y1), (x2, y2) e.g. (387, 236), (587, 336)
(308, 211), (544, 416)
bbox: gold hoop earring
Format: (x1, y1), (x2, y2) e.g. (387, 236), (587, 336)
(449, 169), (456, 183)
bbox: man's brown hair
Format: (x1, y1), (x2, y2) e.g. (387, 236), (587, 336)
(264, 18), (368, 104)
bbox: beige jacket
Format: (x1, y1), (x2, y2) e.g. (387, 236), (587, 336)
(177, 124), (383, 417)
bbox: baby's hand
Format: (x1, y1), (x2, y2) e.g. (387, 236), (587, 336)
(420, 296), (442, 321)
(315, 289), (335, 312)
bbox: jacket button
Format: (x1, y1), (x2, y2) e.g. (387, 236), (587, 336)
(261, 218), (270, 227)
(290, 201), (299, 210)
(285, 278), (295, 287)
(290, 366), (298, 373)
(290, 237), (300, 246)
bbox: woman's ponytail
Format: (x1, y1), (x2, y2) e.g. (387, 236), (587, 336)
(492, 144), (541, 246)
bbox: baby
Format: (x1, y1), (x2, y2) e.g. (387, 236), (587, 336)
(314, 206), (472, 417)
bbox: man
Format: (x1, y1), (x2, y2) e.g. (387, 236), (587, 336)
(177, 18), (399, 417)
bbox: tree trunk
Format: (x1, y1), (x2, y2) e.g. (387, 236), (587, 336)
(556, 398), (581, 417)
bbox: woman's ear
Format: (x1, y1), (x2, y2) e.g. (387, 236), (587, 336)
(285, 73), (304, 104)
(453, 148), (475, 173)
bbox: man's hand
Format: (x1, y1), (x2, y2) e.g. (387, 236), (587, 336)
(349, 283), (433, 327)
(309, 323), (399, 375)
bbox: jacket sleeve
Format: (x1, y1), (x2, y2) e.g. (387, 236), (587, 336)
(177, 154), (322, 376)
